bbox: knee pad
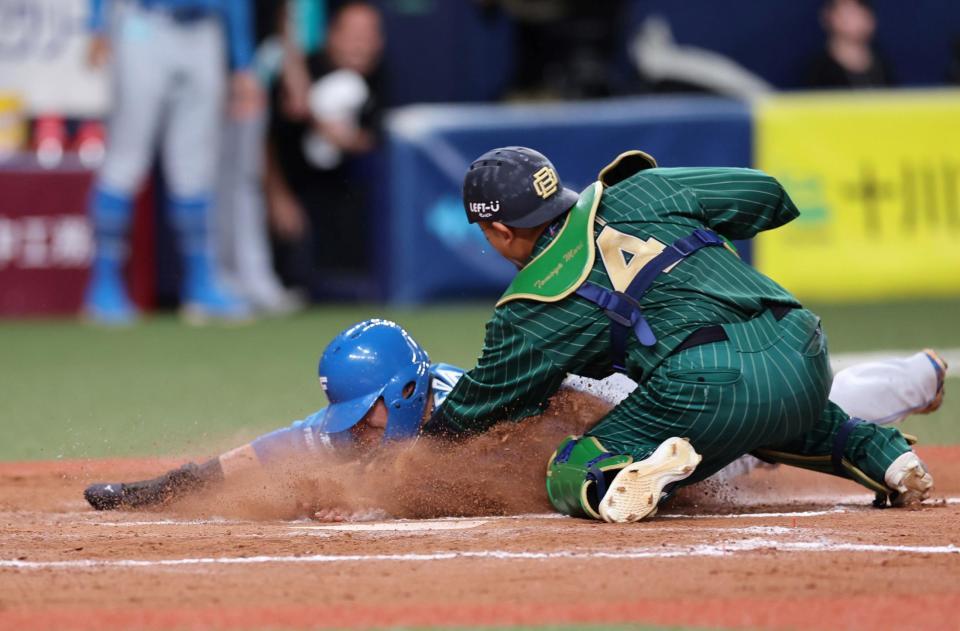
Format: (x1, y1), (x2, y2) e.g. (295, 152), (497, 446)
(546, 435), (633, 520)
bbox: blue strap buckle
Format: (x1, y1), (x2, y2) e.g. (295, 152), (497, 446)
(672, 229), (722, 256)
(605, 295), (656, 347)
(603, 292), (641, 327)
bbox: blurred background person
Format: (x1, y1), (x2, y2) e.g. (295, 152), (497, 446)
(266, 1), (384, 301)
(807, 0), (894, 89)
(84, 0), (260, 325)
(212, 0), (311, 316)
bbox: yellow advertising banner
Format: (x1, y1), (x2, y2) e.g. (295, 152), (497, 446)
(755, 90), (960, 301)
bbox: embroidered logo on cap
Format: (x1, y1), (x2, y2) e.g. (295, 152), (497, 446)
(532, 166), (559, 199)
(469, 201), (501, 218)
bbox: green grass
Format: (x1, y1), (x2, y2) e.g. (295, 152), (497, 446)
(0, 304), (491, 461)
(808, 298), (960, 352)
(1, 298), (957, 461)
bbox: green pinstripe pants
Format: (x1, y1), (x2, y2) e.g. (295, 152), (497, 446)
(588, 308), (911, 489)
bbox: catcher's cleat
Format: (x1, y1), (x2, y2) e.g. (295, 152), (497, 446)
(917, 349), (948, 414)
(598, 437), (701, 523)
(84, 462), (214, 511)
(884, 451), (934, 506)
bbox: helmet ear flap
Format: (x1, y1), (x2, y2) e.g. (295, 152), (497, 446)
(381, 362), (431, 441)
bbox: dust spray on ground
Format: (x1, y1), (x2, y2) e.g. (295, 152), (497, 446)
(169, 384), (743, 521)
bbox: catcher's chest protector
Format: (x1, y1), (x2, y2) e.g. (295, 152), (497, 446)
(498, 151), (727, 373)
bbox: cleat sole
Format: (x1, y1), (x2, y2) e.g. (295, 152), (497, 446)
(599, 437), (701, 524)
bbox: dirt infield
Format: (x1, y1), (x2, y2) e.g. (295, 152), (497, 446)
(1, 448), (958, 631)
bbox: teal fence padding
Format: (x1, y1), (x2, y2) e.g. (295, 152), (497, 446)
(378, 96), (753, 304)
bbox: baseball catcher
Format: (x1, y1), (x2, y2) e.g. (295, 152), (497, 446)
(423, 146), (941, 522)
(85, 318), (947, 518)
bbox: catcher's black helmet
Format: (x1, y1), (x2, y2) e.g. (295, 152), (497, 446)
(462, 147), (579, 228)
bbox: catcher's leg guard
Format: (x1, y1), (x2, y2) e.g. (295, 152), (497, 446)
(546, 436), (633, 520)
(752, 442), (927, 508)
(752, 420), (894, 494)
(752, 446), (891, 494)
(546, 435), (701, 522)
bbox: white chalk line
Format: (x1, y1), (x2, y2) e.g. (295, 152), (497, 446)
(291, 520), (488, 532)
(92, 519), (247, 527)
(67, 497), (960, 529)
(78, 509), (859, 528)
(85, 513), (563, 528)
(659, 497), (960, 520)
(3, 537), (957, 571)
(660, 508), (849, 520)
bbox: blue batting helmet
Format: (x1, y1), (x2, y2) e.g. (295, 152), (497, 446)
(314, 319), (431, 441)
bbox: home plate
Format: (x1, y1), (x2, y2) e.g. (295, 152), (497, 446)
(292, 519), (489, 532)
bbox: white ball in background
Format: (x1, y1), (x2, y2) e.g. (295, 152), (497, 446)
(308, 69), (369, 122)
(303, 70), (370, 169)
(303, 133), (342, 169)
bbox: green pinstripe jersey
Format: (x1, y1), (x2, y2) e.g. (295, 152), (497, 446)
(423, 167), (803, 437)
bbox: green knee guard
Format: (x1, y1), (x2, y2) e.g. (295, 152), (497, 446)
(546, 435), (633, 520)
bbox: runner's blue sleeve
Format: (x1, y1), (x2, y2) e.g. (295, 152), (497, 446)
(221, 0), (254, 70)
(250, 407), (340, 465)
(252, 364), (466, 465)
(250, 424), (309, 465)
(89, 0), (108, 32)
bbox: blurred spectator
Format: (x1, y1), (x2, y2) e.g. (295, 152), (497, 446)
(807, 0), (893, 89)
(286, 0), (327, 56)
(266, 1), (384, 299)
(213, 0), (305, 316)
(84, 0), (260, 324)
(480, 0), (625, 100)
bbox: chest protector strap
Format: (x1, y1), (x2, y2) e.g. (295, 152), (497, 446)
(576, 228), (726, 372)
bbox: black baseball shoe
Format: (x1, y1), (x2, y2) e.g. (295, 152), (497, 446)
(84, 462), (220, 511)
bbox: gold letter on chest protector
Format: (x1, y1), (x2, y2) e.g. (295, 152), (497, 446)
(596, 226), (670, 293)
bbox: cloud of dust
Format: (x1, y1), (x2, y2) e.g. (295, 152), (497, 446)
(166, 383), (750, 521)
(169, 387), (611, 521)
